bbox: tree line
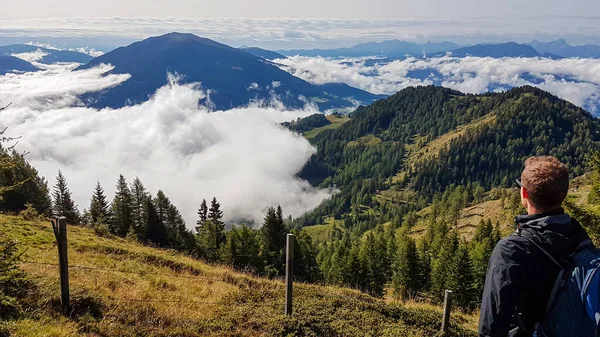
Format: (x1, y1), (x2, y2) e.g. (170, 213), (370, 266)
(44, 170), (321, 281)
(315, 183), (510, 310)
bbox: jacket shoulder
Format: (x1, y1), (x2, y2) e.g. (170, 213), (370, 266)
(490, 234), (531, 264)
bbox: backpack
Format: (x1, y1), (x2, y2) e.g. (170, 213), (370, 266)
(517, 228), (600, 337)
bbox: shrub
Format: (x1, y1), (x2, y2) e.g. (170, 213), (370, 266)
(0, 236), (33, 320)
(50, 288), (104, 319)
(18, 203), (40, 222)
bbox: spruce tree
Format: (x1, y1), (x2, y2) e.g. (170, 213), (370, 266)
(291, 228), (321, 283)
(220, 224), (262, 273)
(130, 177), (148, 240)
(145, 196), (168, 246)
(260, 206), (287, 277)
(196, 199), (208, 233)
(392, 234), (421, 300)
(417, 239), (432, 291)
(166, 202), (187, 249)
(471, 237), (493, 299)
(52, 170), (80, 224)
(358, 228), (388, 297)
(448, 243), (477, 309)
(89, 181), (111, 225)
(430, 231), (459, 302)
(474, 218), (493, 243)
(111, 174), (133, 237)
(208, 197), (225, 249)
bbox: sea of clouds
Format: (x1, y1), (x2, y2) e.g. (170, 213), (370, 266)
(1, 16), (600, 50)
(3, 53), (600, 228)
(275, 55), (600, 114)
(0, 64), (332, 226)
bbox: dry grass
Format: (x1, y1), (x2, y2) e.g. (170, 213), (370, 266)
(304, 114), (350, 139)
(347, 135), (382, 148)
(302, 217), (345, 245)
(401, 300), (480, 332)
(1, 214), (476, 337)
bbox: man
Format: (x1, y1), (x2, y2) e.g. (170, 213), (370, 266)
(478, 156), (591, 337)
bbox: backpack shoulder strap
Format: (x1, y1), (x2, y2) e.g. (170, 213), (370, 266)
(544, 267), (574, 316)
(516, 228), (564, 268)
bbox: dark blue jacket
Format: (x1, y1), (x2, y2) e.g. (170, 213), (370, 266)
(478, 209), (590, 337)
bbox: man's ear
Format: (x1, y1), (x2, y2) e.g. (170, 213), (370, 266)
(521, 187), (529, 200)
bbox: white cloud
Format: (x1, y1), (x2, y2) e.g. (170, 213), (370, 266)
(0, 64), (130, 110)
(11, 48), (48, 62)
(276, 55), (600, 113)
(0, 66), (332, 227)
(25, 41), (105, 57)
(1, 16), (600, 50)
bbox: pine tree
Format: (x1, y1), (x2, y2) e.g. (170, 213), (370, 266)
(130, 177), (148, 240)
(0, 130), (52, 215)
(291, 228), (322, 283)
(89, 181), (111, 225)
(111, 174), (133, 237)
(220, 224), (262, 273)
(208, 197), (225, 250)
(474, 218), (493, 243)
(417, 239), (432, 291)
(430, 231), (459, 302)
(199, 220), (219, 261)
(260, 206), (287, 277)
(471, 237), (493, 299)
(392, 234), (421, 300)
(195, 199), (208, 233)
(166, 202), (188, 249)
(145, 196), (167, 246)
(448, 243), (477, 310)
(358, 228), (388, 297)
(52, 170), (80, 224)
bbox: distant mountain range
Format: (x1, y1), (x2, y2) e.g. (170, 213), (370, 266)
(442, 42), (542, 58)
(280, 40), (460, 58)
(77, 33), (382, 110)
(529, 39), (600, 58)
(0, 56), (38, 75)
(0, 44), (93, 64)
(241, 47), (286, 60)
(280, 39), (600, 59)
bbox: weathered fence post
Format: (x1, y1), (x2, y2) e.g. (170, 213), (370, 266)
(285, 233), (295, 316)
(52, 217), (69, 315)
(441, 289), (453, 335)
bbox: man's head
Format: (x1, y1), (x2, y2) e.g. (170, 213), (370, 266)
(520, 156), (569, 214)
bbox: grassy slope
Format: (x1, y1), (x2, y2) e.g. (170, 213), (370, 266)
(392, 114), (497, 184)
(1, 214), (476, 337)
(304, 115), (351, 140)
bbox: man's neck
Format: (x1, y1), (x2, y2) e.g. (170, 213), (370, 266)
(527, 205), (563, 215)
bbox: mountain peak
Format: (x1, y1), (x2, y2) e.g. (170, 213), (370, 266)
(76, 33), (380, 110)
(142, 32), (233, 50)
(555, 38), (569, 45)
(0, 55), (39, 75)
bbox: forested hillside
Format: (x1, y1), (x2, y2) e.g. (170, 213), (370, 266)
(289, 85), (600, 306)
(299, 85), (599, 224)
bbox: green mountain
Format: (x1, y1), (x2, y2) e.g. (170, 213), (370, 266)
(298, 85), (600, 225)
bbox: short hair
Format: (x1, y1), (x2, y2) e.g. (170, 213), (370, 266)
(521, 156), (569, 210)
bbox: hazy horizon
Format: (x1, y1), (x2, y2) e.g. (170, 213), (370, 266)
(1, 15), (600, 50)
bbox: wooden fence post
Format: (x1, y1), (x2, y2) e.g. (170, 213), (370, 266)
(441, 289), (453, 335)
(52, 217), (69, 315)
(285, 233), (295, 316)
